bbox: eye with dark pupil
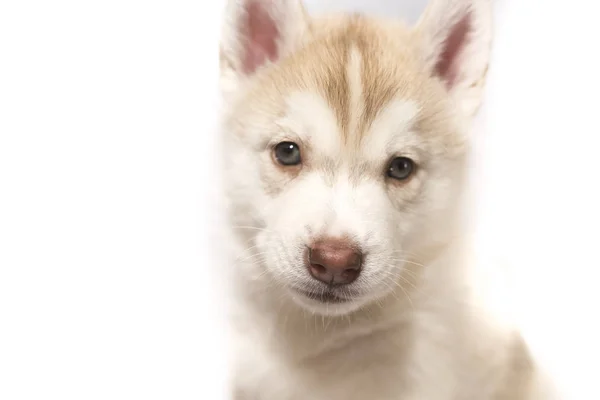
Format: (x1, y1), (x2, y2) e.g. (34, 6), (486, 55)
(274, 141), (301, 166)
(387, 157), (414, 180)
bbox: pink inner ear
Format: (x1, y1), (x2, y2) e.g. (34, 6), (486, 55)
(242, 1), (281, 75)
(434, 13), (472, 88)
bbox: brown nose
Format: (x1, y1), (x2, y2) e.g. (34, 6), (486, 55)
(307, 238), (362, 285)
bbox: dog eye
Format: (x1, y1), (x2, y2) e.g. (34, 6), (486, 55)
(386, 157), (415, 181)
(273, 141), (301, 166)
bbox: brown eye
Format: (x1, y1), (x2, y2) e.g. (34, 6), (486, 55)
(274, 141), (301, 166)
(387, 157), (415, 181)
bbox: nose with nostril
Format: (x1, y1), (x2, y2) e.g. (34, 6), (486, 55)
(307, 238), (363, 285)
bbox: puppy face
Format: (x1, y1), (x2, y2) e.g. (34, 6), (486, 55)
(220, 0), (491, 316)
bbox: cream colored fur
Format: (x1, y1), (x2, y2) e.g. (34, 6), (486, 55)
(218, 0), (556, 399)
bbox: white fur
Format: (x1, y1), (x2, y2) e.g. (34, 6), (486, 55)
(361, 99), (421, 159)
(346, 46), (364, 136)
(278, 92), (342, 156)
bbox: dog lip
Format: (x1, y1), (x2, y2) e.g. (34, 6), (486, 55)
(294, 288), (349, 303)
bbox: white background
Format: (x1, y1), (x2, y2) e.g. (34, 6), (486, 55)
(1, 0), (599, 399)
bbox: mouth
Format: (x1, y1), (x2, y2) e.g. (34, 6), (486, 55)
(294, 288), (349, 304)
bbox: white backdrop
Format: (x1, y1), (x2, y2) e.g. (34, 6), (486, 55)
(1, 0), (599, 399)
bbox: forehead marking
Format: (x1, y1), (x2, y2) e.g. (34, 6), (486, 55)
(346, 45), (364, 145)
(317, 37), (350, 138)
(314, 21), (412, 147)
(276, 18), (427, 183)
(356, 38), (404, 137)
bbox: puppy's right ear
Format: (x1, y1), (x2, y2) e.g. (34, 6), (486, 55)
(414, 0), (492, 118)
(219, 0), (309, 95)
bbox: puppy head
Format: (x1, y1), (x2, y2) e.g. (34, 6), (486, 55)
(220, 0), (492, 316)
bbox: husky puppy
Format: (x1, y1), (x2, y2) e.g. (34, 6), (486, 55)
(218, 0), (554, 398)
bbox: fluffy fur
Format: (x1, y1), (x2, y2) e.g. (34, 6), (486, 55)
(218, 0), (554, 399)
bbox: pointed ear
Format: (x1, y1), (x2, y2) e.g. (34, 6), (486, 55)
(415, 0), (492, 118)
(219, 0), (309, 93)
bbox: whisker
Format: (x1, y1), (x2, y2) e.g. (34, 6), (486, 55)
(386, 280), (413, 308)
(237, 251), (269, 264)
(384, 258), (426, 268)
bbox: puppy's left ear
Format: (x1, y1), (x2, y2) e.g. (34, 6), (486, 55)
(415, 0), (492, 118)
(219, 0), (310, 97)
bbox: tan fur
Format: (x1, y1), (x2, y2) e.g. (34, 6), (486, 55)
(226, 19), (462, 200)
(224, 13), (467, 200)
(238, 15), (461, 148)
